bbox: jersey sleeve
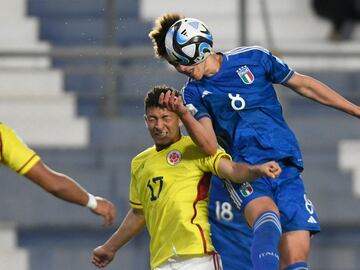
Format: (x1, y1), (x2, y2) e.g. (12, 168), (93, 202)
(181, 81), (211, 121)
(199, 147), (231, 176)
(0, 124), (41, 175)
(129, 161), (143, 209)
(261, 49), (294, 84)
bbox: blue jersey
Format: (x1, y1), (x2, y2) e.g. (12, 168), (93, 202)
(209, 176), (253, 270)
(182, 46), (302, 168)
(182, 46), (321, 269)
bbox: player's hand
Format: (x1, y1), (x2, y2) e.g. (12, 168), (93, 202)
(258, 161), (282, 179)
(91, 197), (116, 226)
(159, 90), (188, 117)
(92, 245), (115, 268)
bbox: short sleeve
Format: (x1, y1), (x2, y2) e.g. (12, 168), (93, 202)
(182, 81), (211, 121)
(0, 124), (41, 175)
(261, 50), (294, 84)
(200, 147), (231, 176)
(129, 166), (143, 209)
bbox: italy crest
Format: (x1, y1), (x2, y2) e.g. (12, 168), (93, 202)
(237, 66), (255, 84)
(239, 182), (253, 197)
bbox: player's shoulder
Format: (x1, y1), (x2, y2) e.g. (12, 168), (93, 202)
(0, 123), (18, 141)
(0, 122), (11, 133)
(223, 45), (271, 61)
(173, 136), (203, 155)
(131, 145), (156, 168)
(178, 136), (211, 158)
(180, 135), (196, 147)
(181, 77), (199, 92)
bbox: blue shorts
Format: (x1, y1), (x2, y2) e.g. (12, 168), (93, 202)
(209, 176), (253, 270)
(224, 166), (321, 234)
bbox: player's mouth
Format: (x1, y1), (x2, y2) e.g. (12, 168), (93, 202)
(154, 131), (167, 139)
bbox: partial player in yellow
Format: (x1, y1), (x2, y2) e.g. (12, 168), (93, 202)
(0, 122), (116, 225)
(91, 85), (281, 270)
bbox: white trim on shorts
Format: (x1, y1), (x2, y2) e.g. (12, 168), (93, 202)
(153, 253), (222, 270)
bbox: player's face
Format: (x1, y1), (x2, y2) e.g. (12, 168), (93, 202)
(169, 61), (206, 80)
(145, 106), (181, 150)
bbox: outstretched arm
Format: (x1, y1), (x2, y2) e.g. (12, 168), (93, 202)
(25, 161), (116, 225)
(285, 72), (360, 118)
(217, 159), (282, 183)
(159, 90), (218, 155)
(92, 208), (145, 268)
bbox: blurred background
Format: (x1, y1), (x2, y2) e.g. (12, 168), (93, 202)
(1, 0), (360, 269)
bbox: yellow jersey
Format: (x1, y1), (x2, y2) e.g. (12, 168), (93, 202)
(0, 123), (40, 175)
(129, 136), (230, 269)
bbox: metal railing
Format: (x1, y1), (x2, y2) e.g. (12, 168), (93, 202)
(0, 46), (155, 117)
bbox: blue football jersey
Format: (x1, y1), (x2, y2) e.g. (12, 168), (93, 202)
(182, 46), (302, 168)
(182, 46), (321, 269)
(209, 176), (253, 270)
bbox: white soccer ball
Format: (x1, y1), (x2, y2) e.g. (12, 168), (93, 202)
(165, 18), (213, 66)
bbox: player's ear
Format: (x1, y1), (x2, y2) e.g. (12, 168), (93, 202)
(144, 114), (149, 128)
(178, 119), (183, 127)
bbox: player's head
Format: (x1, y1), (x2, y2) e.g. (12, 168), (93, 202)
(144, 85), (182, 150)
(149, 13), (184, 60)
(149, 14), (213, 66)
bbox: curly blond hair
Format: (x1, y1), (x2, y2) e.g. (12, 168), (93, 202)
(148, 13), (184, 59)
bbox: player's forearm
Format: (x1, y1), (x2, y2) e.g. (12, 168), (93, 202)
(290, 74), (360, 118)
(180, 112), (218, 155)
(103, 209), (145, 252)
(219, 161), (262, 183)
(25, 162), (89, 206)
(46, 174), (90, 205)
(231, 163), (264, 183)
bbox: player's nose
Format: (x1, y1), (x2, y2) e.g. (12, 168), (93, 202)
(176, 65), (192, 73)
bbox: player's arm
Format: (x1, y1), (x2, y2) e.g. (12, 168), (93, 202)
(217, 158), (282, 183)
(92, 208), (145, 268)
(25, 161), (116, 225)
(285, 72), (360, 118)
(160, 90), (218, 155)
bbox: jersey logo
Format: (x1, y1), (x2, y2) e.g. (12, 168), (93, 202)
(201, 90), (212, 98)
(228, 93), (246, 110)
(236, 65), (254, 84)
(307, 216), (317, 224)
(167, 150), (182, 166)
(239, 182), (253, 197)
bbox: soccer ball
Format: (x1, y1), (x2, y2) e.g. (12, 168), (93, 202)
(165, 18), (213, 66)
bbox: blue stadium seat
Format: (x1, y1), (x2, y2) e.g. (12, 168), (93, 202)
(28, 0), (139, 19)
(38, 18), (151, 46)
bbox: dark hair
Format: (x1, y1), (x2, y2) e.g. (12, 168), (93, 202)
(144, 85), (180, 112)
(148, 13), (184, 59)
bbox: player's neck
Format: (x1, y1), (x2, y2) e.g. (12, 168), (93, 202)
(204, 53), (223, 77)
(155, 134), (182, 151)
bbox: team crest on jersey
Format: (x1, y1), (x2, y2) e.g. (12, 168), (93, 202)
(236, 66), (254, 84)
(167, 150), (182, 166)
(239, 182), (253, 197)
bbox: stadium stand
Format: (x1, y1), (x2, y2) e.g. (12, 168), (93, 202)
(0, 224), (29, 270)
(0, 0), (89, 148)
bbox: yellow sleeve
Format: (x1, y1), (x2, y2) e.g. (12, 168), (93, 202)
(129, 162), (143, 209)
(201, 147), (231, 177)
(0, 124), (41, 175)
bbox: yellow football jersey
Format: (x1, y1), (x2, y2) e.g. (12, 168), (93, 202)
(0, 123), (40, 175)
(130, 136), (230, 269)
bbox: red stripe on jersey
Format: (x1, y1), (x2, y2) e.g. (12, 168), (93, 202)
(213, 253), (221, 270)
(191, 172), (211, 254)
